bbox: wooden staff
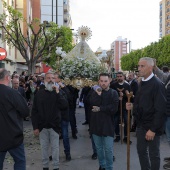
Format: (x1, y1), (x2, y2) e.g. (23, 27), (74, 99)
(117, 88), (124, 144)
(126, 90), (133, 170)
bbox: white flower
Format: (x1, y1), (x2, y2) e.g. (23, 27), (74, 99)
(60, 57), (108, 81)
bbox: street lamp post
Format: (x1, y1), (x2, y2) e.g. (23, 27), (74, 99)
(126, 40), (131, 53)
(56, 47), (66, 72)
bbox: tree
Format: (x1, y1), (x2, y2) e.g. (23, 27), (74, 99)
(121, 35), (170, 71)
(0, 1), (73, 74)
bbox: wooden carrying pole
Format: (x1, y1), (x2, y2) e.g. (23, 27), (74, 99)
(117, 88), (124, 144)
(126, 91), (133, 170)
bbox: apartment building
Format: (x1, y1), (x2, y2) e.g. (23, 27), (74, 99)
(160, 0), (170, 37)
(0, 0), (32, 73)
(111, 36), (127, 71)
(41, 0), (72, 27)
(0, 0), (72, 73)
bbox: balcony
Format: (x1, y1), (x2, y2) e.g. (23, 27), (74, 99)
(64, 3), (70, 12)
(64, 13), (70, 22)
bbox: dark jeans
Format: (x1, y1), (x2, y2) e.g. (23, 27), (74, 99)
(61, 120), (70, 155)
(0, 143), (26, 170)
(69, 108), (77, 134)
(92, 134), (114, 170)
(91, 135), (97, 154)
(136, 127), (160, 170)
(114, 109), (127, 137)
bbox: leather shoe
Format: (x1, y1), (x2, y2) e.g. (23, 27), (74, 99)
(82, 121), (88, 125)
(99, 166), (105, 170)
(123, 137), (132, 144)
(130, 128), (136, 132)
(114, 136), (120, 142)
(91, 153), (97, 160)
(66, 154), (71, 161)
(72, 133), (77, 139)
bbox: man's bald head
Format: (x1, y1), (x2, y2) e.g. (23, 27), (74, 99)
(0, 68), (10, 81)
(12, 78), (19, 89)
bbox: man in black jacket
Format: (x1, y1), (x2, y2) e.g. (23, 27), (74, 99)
(66, 85), (79, 139)
(31, 72), (69, 170)
(54, 73), (72, 161)
(110, 71), (131, 144)
(79, 86), (91, 125)
(90, 73), (119, 170)
(0, 68), (29, 170)
(126, 57), (166, 170)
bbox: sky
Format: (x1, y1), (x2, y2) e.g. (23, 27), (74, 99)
(70, 0), (161, 52)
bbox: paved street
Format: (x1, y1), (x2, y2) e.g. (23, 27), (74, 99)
(2, 107), (170, 170)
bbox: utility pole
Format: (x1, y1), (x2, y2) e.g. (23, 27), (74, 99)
(126, 40), (131, 53)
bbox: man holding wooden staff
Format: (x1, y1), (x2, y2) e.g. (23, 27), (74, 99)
(110, 71), (131, 144)
(126, 57), (166, 170)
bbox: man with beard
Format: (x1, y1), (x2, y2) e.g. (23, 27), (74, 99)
(110, 71), (131, 144)
(126, 57), (166, 170)
(89, 73), (119, 170)
(31, 72), (69, 170)
(0, 68), (29, 170)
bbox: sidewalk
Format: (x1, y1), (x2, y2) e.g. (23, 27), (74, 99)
(3, 107), (170, 170)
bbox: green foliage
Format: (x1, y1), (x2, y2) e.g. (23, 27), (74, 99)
(121, 35), (170, 71)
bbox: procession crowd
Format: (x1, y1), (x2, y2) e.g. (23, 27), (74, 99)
(0, 57), (170, 170)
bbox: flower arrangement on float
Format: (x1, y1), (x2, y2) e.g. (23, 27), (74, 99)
(60, 56), (106, 81)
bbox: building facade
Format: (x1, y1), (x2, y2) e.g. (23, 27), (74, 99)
(0, 0), (72, 74)
(160, 0), (170, 37)
(111, 36), (127, 71)
(41, 0), (72, 27)
(0, 0), (32, 74)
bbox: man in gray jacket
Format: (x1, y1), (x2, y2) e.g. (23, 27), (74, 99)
(153, 59), (169, 83)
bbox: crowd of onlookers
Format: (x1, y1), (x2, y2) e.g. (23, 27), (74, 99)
(2, 57), (170, 170)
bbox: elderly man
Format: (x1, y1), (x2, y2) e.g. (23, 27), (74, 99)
(12, 78), (26, 98)
(31, 72), (69, 170)
(126, 57), (166, 170)
(0, 68), (29, 170)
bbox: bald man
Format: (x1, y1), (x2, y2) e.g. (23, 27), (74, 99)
(0, 68), (29, 170)
(12, 78), (26, 99)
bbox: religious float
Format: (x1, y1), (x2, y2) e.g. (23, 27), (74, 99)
(59, 26), (108, 89)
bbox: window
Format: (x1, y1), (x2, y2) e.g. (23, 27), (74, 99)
(0, 62), (5, 68)
(41, 0), (52, 6)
